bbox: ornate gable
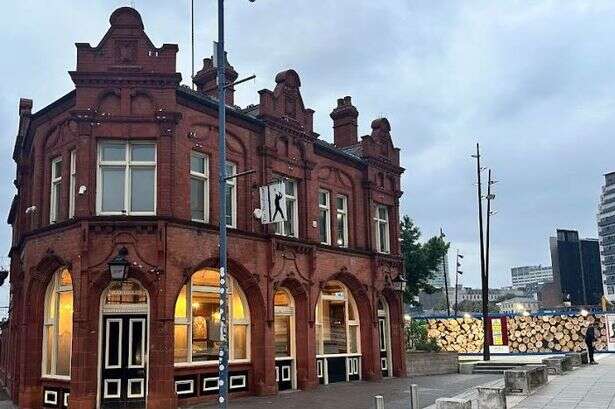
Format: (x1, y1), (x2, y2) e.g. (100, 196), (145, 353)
(361, 118), (400, 166)
(258, 69), (315, 133)
(69, 7), (180, 88)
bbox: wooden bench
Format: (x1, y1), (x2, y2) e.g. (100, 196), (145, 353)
(542, 356), (573, 375)
(504, 365), (548, 395)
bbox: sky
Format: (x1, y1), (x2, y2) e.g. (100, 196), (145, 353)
(1, 0), (615, 308)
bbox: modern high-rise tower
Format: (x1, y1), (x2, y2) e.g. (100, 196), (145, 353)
(598, 172), (615, 302)
(549, 229), (603, 306)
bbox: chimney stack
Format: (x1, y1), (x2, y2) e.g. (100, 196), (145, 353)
(193, 54), (239, 105)
(330, 96), (358, 148)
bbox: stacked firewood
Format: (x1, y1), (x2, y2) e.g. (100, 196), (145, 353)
(426, 317), (484, 353)
(507, 315), (608, 353)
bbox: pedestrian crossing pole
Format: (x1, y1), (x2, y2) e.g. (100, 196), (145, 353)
(216, 0), (229, 406)
(216, 2), (257, 407)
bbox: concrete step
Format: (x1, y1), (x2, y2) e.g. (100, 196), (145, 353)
(471, 362), (527, 374)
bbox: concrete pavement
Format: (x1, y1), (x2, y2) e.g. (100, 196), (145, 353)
(191, 373), (501, 409)
(510, 354), (615, 409)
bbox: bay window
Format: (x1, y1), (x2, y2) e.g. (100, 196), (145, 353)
(319, 190), (331, 244)
(174, 269), (250, 364)
(315, 281), (360, 356)
(50, 157), (62, 223)
(43, 268), (73, 378)
(336, 195), (348, 247)
(374, 205), (390, 253)
(273, 178), (298, 238)
(97, 141), (156, 215)
(225, 161), (237, 228)
(190, 152), (209, 222)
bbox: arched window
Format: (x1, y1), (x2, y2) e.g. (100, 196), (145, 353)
(274, 289), (295, 358)
(315, 281), (360, 355)
(43, 268), (73, 377)
(174, 268), (250, 364)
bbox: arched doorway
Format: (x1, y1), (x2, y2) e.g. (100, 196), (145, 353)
(274, 288), (296, 390)
(315, 281), (361, 384)
(377, 298), (392, 377)
(98, 280), (149, 409)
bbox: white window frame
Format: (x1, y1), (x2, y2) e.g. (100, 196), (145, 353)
(274, 288), (296, 360)
(96, 141), (157, 216)
(315, 281), (361, 357)
(174, 273), (251, 366)
(190, 151), (209, 223)
(225, 161), (237, 228)
(42, 269), (73, 380)
(374, 205), (390, 254)
(336, 194), (349, 247)
(50, 157), (62, 224)
(273, 177), (298, 238)
(319, 190), (331, 245)
(69, 150), (76, 218)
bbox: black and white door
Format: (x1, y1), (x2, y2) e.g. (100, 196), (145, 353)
(274, 289), (296, 391)
(101, 315), (148, 409)
(377, 299), (392, 377)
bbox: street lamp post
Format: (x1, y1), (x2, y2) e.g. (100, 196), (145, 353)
(454, 251), (463, 316)
(440, 228), (451, 317)
(216, 2), (256, 407)
(472, 143), (489, 361)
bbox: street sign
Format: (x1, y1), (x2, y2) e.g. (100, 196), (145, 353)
(260, 181), (286, 224)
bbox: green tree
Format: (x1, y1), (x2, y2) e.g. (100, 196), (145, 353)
(400, 216), (450, 305)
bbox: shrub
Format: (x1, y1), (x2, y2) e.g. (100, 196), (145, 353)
(405, 319), (441, 352)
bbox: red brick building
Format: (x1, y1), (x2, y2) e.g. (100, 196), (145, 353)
(1, 7), (405, 409)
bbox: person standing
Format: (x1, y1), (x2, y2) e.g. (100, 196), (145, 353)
(584, 321), (599, 365)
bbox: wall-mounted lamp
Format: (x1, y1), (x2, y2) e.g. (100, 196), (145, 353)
(108, 247), (130, 281)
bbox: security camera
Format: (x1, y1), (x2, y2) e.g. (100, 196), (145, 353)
(253, 208), (262, 219)
(25, 206), (37, 214)
(78, 185), (87, 195)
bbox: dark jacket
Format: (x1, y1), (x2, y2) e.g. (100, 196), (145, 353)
(585, 326), (597, 344)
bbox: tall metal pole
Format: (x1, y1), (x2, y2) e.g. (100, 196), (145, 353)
(485, 170), (492, 286)
(217, 0), (229, 406)
(191, 0), (195, 89)
(441, 229), (451, 317)
(473, 143), (489, 361)
(454, 250), (460, 317)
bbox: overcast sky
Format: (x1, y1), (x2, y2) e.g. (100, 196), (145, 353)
(1, 1), (614, 310)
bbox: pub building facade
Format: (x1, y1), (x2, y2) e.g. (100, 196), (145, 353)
(1, 7), (406, 409)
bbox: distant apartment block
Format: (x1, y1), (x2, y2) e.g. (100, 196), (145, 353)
(598, 172), (615, 301)
(497, 297), (540, 314)
(510, 265), (553, 288)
